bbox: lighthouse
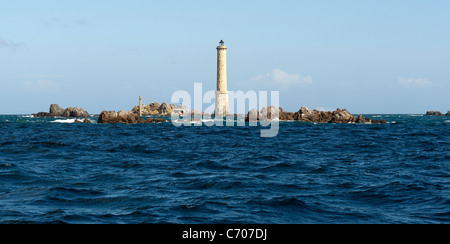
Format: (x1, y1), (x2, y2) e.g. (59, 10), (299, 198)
(215, 40), (229, 117)
(139, 96), (143, 116)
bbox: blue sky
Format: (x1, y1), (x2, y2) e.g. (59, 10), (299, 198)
(1, 0), (449, 114)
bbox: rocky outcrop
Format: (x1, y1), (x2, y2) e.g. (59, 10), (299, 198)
(245, 109), (260, 122)
(97, 110), (166, 124)
(74, 119), (92, 123)
(331, 109), (357, 123)
(279, 107), (295, 121)
(356, 114), (370, 123)
(98, 111), (145, 124)
(292, 107), (356, 123)
(260, 106), (278, 121)
(246, 106), (386, 124)
(34, 104), (90, 118)
(159, 102), (173, 115)
(34, 112), (52, 117)
(425, 111), (443, 116)
(145, 118), (166, 123)
(293, 106), (387, 124)
(245, 107), (294, 122)
(49, 104), (64, 116)
(131, 102), (174, 116)
(425, 111), (450, 116)
(258, 106), (293, 121)
(355, 114), (387, 124)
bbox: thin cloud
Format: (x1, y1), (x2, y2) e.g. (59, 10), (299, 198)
(0, 37), (24, 51)
(24, 80), (61, 93)
(23, 74), (64, 79)
(74, 19), (89, 26)
(398, 77), (431, 87)
(22, 74), (63, 93)
(252, 69), (313, 85)
(44, 18), (89, 28)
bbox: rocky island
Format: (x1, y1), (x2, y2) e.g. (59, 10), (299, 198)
(425, 111), (450, 116)
(97, 110), (166, 124)
(34, 104), (90, 118)
(34, 103), (388, 125)
(131, 102), (175, 116)
(246, 106), (387, 124)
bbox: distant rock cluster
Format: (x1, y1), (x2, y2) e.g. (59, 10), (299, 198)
(34, 103), (390, 125)
(246, 106), (387, 124)
(131, 102), (174, 116)
(34, 104), (90, 118)
(425, 111), (450, 116)
(97, 110), (166, 124)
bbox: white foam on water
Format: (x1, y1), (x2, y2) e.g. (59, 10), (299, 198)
(51, 119), (79, 123)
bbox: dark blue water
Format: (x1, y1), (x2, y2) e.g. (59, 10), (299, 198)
(0, 114), (449, 223)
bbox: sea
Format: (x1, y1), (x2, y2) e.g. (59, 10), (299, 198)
(0, 114), (449, 224)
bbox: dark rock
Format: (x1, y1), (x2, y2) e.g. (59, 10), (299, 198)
(49, 104), (64, 116)
(446, 111), (450, 116)
(355, 114), (386, 124)
(260, 106), (279, 121)
(246, 106), (294, 122)
(149, 102), (161, 111)
(356, 114), (371, 123)
(293, 106), (310, 121)
(279, 107), (294, 121)
(97, 110), (146, 124)
(293, 106), (334, 123)
(34, 104), (90, 118)
(245, 109), (260, 122)
(145, 118), (166, 123)
(293, 106), (332, 122)
(159, 102), (172, 115)
(425, 111), (443, 116)
(246, 105), (388, 124)
(132, 101), (177, 116)
(330, 109), (356, 123)
(63, 107), (72, 117)
(34, 112), (52, 117)
(371, 119), (387, 124)
(292, 106), (385, 124)
(71, 107), (90, 118)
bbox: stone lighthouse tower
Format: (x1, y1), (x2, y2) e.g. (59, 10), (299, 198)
(215, 40), (229, 117)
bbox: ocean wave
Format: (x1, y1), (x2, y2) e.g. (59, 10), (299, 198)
(171, 119), (216, 124)
(1, 113), (449, 224)
(50, 119), (87, 123)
